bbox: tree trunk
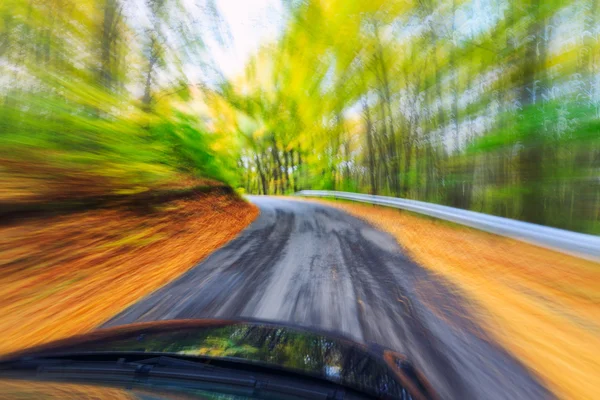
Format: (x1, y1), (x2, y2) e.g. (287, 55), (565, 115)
(378, 45), (401, 196)
(100, 0), (118, 90)
(363, 98), (378, 194)
(283, 149), (290, 193)
(297, 151), (303, 190)
(290, 148), (298, 192)
(271, 136), (284, 194)
(255, 153), (267, 195)
(518, 0), (546, 224)
(142, 36), (157, 110)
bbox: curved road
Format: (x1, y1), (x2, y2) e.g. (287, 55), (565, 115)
(104, 196), (551, 399)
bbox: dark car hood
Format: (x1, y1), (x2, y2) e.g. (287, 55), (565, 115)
(1, 319), (436, 399)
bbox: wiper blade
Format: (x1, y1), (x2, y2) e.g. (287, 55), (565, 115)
(2, 353), (222, 377)
(3, 355), (259, 390)
(131, 355), (213, 369)
(0, 356), (75, 375)
(0, 353), (348, 399)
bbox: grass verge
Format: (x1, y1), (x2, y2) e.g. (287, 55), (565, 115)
(0, 381), (134, 399)
(0, 190), (258, 356)
(311, 198), (600, 400)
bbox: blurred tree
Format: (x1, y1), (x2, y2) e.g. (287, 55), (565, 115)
(0, 0), (237, 206)
(220, 0), (599, 234)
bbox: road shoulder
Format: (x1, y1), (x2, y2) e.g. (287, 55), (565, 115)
(308, 197), (599, 400)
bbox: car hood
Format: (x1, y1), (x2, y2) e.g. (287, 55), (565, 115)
(1, 319), (436, 399)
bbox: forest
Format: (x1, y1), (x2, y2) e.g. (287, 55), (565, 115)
(1, 0), (599, 233)
(0, 0), (239, 207)
(229, 0), (600, 234)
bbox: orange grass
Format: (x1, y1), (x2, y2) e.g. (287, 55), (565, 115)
(0, 381), (136, 399)
(0, 192), (258, 356)
(0, 380), (203, 399)
(313, 199), (600, 400)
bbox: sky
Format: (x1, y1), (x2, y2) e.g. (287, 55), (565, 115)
(124, 0), (286, 97)
(210, 0), (286, 79)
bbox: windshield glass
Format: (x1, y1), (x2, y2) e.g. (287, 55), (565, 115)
(10, 322), (408, 398)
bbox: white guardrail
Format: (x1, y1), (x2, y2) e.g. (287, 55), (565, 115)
(295, 190), (600, 262)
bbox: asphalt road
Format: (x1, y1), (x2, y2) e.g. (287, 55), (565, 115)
(103, 196), (551, 400)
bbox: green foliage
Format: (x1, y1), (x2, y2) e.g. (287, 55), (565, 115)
(472, 101), (600, 153)
(150, 113), (226, 181)
(2, 0), (599, 233)
(222, 0), (600, 234)
(0, 0), (236, 203)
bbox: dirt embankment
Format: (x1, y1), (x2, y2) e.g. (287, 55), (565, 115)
(314, 199), (600, 400)
(0, 188), (258, 356)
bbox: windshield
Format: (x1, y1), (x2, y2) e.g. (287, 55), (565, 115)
(3, 321), (411, 398)
(1, 1), (598, 400)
